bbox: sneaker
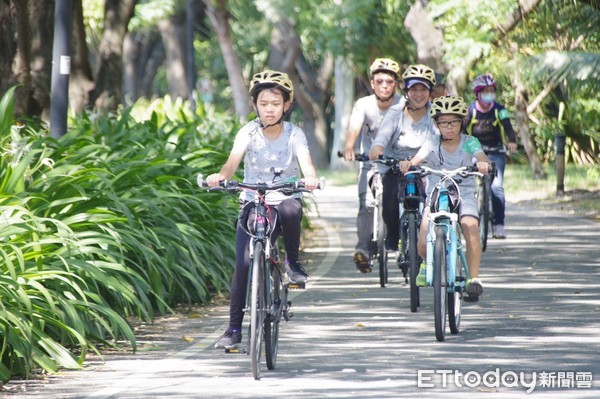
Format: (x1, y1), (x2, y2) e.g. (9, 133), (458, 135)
(415, 263), (427, 287)
(493, 224), (507, 239)
(214, 329), (242, 349)
(285, 260), (309, 284)
(465, 278), (484, 302)
(353, 250), (372, 273)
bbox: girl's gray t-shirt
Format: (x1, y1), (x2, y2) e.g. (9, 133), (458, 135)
(234, 120), (309, 204)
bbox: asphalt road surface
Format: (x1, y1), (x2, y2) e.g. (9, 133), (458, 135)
(2, 182), (599, 398)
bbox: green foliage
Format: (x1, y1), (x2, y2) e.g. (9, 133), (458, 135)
(0, 89), (240, 381)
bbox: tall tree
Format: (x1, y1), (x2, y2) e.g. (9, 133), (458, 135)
(89, 0), (137, 111)
(203, 0), (250, 120)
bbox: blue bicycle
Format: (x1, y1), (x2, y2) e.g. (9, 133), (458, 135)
(414, 165), (484, 342)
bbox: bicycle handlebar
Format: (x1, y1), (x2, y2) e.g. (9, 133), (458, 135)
(336, 150), (410, 165)
(409, 165), (484, 179)
(197, 174), (325, 192)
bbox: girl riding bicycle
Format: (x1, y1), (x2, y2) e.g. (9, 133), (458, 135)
(399, 95), (492, 302)
(205, 70), (319, 349)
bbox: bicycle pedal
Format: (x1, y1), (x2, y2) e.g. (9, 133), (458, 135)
(225, 347), (247, 354)
(287, 282), (305, 290)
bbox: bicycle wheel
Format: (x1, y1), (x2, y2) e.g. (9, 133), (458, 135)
(479, 177), (490, 252)
(408, 212), (420, 313)
(448, 228), (464, 334)
(433, 226), (447, 342)
(250, 241), (266, 380)
(265, 262), (285, 370)
(377, 194), (388, 287)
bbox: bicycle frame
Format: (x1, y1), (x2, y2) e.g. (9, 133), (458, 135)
(425, 206), (469, 291)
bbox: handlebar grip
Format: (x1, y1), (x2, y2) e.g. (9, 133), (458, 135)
(197, 174), (207, 188)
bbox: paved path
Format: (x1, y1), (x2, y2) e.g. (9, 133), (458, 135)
(2, 183), (599, 398)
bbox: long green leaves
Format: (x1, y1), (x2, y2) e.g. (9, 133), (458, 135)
(0, 89), (239, 382)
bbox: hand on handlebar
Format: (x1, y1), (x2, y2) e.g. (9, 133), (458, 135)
(475, 162), (493, 175)
(302, 176), (320, 191)
(369, 146), (384, 161)
(342, 147), (356, 161)
(399, 160), (413, 173)
(206, 173), (226, 187)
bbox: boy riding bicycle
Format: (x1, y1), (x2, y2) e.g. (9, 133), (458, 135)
(399, 95), (492, 302)
(205, 70), (319, 349)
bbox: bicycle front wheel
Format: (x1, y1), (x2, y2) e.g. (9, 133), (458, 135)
(250, 241), (266, 380)
(377, 195), (388, 287)
(408, 212), (420, 313)
(265, 261), (286, 370)
(433, 226), (447, 342)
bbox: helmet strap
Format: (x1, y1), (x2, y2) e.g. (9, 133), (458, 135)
(256, 111), (286, 130)
(375, 93), (394, 102)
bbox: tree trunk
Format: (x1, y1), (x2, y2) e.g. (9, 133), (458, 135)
(514, 72), (547, 179)
(404, 1), (444, 71)
(158, 10), (189, 100)
(89, 0), (137, 112)
(70, 0), (95, 114)
(10, 0), (33, 116)
(330, 56), (354, 170)
(203, 0), (250, 120)
(265, 17), (332, 168)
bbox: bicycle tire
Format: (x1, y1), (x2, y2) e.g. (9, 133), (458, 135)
(448, 227), (464, 334)
(408, 212), (420, 313)
(250, 241), (266, 380)
(377, 194), (388, 287)
(479, 177), (490, 251)
(433, 226), (447, 342)
(265, 262), (285, 370)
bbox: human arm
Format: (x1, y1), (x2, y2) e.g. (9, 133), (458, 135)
(205, 131), (248, 186)
(473, 151), (492, 175)
(293, 128), (319, 190)
(498, 106), (518, 153)
(369, 105), (400, 160)
(343, 101), (366, 161)
(399, 155), (424, 173)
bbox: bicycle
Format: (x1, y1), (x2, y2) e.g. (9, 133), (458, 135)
(375, 156), (425, 311)
(414, 165), (485, 342)
(478, 146), (502, 251)
(197, 175), (321, 379)
(337, 151), (388, 287)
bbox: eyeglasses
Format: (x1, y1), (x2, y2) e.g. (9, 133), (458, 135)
(374, 79), (396, 86)
(437, 119), (462, 128)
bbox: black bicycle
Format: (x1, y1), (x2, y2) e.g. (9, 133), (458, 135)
(477, 172), (493, 251)
(476, 157), (497, 251)
(198, 175), (320, 380)
(375, 156), (424, 312)
(337, 151), (387, 286)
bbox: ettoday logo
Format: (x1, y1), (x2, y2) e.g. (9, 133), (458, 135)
(417, 369), (593, 393)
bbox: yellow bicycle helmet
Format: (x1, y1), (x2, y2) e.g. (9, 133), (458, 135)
(429, 95), (468, 118)
(369, 58), (401, 79)
(402, 64), (436, 89)
(249, 70), (294, 102)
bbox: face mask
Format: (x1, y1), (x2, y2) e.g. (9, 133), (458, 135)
(480, 93), (496, 104)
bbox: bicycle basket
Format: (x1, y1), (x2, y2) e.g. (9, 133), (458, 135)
(429, 184), (460, 213)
